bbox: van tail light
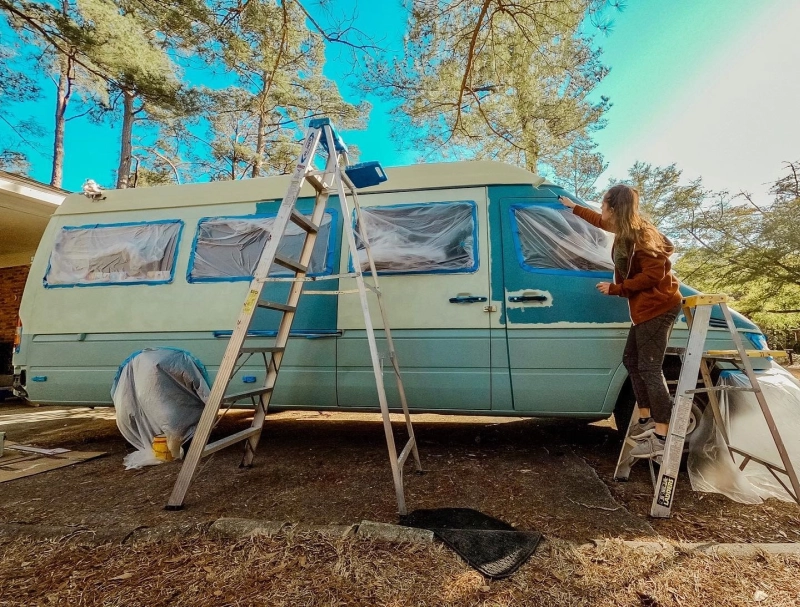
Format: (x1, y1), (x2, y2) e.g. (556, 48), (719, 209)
(13, 317), (22, 354)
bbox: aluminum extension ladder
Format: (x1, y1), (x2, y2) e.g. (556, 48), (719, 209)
(614, 294), (800, 518)
(166, 117), (422, 514)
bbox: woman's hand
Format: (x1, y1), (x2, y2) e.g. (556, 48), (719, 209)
(558, 195), (577, 209)
(596, 282), (612, 295)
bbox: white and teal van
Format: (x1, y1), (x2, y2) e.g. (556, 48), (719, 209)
(12, 161), (768, 427)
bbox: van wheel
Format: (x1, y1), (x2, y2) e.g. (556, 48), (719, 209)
(612, 382), (636, 438)
(613, 383), (706, 441)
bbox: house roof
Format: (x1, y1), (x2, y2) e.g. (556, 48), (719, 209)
(0, 171), (67, 268)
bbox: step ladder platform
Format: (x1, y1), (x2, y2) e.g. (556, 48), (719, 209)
(345, 161), (387, 189)
(222, 387), (273, 404)
(309, 117), (348, 154)
(705, 349), (787, 360)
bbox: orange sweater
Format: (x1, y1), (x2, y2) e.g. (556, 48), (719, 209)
(572, 205), (682, 324)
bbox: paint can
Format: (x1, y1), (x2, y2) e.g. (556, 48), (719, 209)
(152, 435), (173, 462)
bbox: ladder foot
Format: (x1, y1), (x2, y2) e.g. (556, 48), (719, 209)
(164, 504), (184, 511)
(414, 469), (428, 476)
(238, 463), (254, 469)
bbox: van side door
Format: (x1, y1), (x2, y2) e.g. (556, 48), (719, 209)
(491, 187), (630, 415)
(337, 187), (493, 411)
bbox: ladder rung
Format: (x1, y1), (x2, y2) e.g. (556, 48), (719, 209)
(239, 346), (284, 354)
(686, 386), (757, 394)
(203, 427), (262, 457)
(304, 173), (325, 192)
(257, 300), (296, 313)
(222, 387), (273, 404)
(274, 254), (307, 274)
(289, 209), (320, 233)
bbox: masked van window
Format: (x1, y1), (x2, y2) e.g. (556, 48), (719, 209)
(353, 201), (478, 275)
(44, 220), (182, 287)
(188, 212), (334, 282)
(512, 205), (614, 273)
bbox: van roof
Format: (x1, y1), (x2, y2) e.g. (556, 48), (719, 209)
(55, 160), (552, 216)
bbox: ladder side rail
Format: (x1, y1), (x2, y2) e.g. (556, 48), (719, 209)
(719, 303), (800, 502)
(167, 126), (324, 509)
(343, 172), (421, 470)
(650, 303), (713, 517)
(241, 190), (330, 466)
(333, 169), (407, 515)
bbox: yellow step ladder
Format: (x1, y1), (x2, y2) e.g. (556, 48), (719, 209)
(614, 294), (799, 517)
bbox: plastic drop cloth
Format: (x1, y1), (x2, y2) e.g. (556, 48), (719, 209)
(354, 202), (476, 273)
(513, 206), (614, 272)
(112, 348), (210, 469)
(189, 213), (332, 281)
(688, 363), (800, 503)
(45, 221), (181, 286)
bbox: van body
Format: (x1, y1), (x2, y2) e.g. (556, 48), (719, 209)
(13, 161), (766, 421)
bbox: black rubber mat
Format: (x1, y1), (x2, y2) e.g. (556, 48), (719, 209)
(400, 508), (542, 579)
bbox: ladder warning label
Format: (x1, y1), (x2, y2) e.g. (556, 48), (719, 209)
(243, 290), (259, 314)
(656, 475), (676, 507)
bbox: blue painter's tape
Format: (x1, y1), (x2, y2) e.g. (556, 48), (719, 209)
(31, 376), (47, 382)
(187, 209), (339, 283)
(242, 376), (257, 383)
(508, 203), (614, 279)
(43, 219), (184, 288)
(346, 200), (480, 276)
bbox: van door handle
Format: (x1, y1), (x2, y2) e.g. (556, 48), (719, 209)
(449, 295), (488, 304)
(508, 295), (547, 302)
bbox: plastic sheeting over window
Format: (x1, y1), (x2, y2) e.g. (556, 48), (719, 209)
(512, 205), (613, 274)
(353, 201), (478, 274)
(45, 220), (182, 287)
(112, 348), (210, 469)
(188, 213), (334, 282)
(688, 364), (800, 503)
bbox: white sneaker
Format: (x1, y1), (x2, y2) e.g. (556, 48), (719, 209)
(630, 434), (665, 460)
(629, 418), (655, 440)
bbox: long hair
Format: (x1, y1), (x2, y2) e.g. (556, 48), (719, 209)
(603, 185), (668, 254)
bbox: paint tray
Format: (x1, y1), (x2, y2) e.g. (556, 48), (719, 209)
(345, 161), (387, 188)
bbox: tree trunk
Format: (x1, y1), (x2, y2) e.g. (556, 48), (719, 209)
(116, 90), (135, 189)
(50, 59), (69, 188)
(251, 108), (266, 179)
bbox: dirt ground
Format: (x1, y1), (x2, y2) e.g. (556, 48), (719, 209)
(2, 381), (800, 606)
(1, 399), (798, 544)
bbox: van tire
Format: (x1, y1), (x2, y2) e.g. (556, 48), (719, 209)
(612, 381), (636, 438)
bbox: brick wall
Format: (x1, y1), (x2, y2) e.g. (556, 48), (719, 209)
(0, 265), (30, 343)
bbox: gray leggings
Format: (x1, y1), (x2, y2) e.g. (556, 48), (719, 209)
(623, 304), (681, 424)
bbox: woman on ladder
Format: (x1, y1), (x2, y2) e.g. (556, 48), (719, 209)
(559, 185), (682, 459)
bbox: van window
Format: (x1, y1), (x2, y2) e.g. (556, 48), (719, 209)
(353, 201), (478, 275)
(511, 204), (614, 275)
(44, 220), (183, 287)
(188, 212), (334, 282)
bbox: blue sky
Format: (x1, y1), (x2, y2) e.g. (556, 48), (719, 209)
(4, 0), (798, 200)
